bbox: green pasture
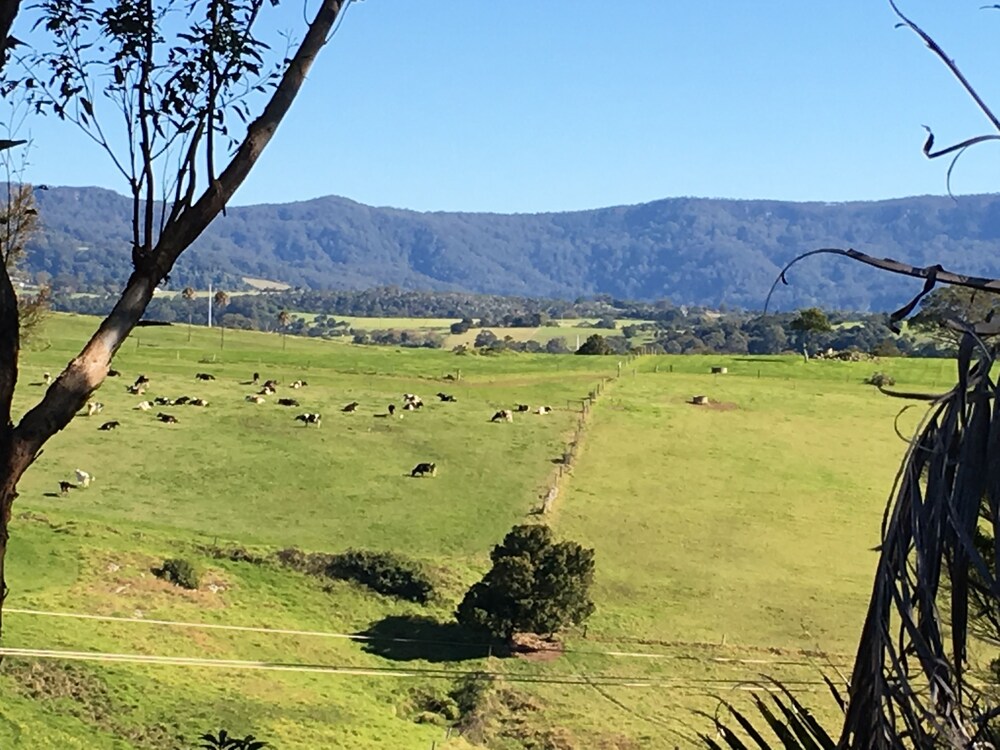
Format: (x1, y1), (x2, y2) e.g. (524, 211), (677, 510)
(0, 314), (961, 748)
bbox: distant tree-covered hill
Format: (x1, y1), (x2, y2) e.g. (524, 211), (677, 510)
(24, 186), (1000, 310)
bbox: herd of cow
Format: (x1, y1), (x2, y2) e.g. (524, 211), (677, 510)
(52, 366), (556, 494)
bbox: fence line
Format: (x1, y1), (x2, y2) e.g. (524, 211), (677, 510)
(537, 354), (644, 515)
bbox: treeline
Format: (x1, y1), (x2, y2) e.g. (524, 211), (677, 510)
(52, 287), (946, 358)
(53, 288), (652, 328)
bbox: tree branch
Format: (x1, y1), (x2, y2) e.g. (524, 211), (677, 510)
(0, 259), (17, 431)
(0, 0), (22, 71)
(9, 0), (348, 466)
(766, 247), (1000, 330)
(150, 0), (345, 276)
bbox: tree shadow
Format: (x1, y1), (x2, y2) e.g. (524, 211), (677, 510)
(356, 614), (493, 663)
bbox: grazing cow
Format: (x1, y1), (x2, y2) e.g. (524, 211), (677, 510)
(515, 404), (530, 412)
(86, 401), (104, 417)
(411, 462), (437, 478)
(290, 380), (308, 389)
(295, 413), (322, 427)
(195, 372), (216, 381)
(535, 406), (552, 415)
(42, 371), (52, 385)
(75, 469), (92, 487)
(107, 368), (121, 377)
(126, 383), (145, 395)
(342, 401), (359, 413)
(135, 401), (152, 411)
(134, 375), (150, 387)
(252, 372), (260, 384)
(491, 409), (514, 423)
(98, 421), (120, 431)
(403, 393), (423, 408)
(189, 398), (209, 407)
(403, 402), (417, 411)
(437, 392), (457, 402)
(263, 379), (279, 390)
(174, 396), (191, 405)
(277, 398), (300, 407)
(246, 394), (266, 404)
(156, 412), (179, 424)
(258, 385), (275, 396)
(58, 481), (77, 495)
(153, 396), (173, 406)
(388, 404), (396, 416)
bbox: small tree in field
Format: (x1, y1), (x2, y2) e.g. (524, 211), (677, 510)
(182, 286), (196, 341)
(456, 524), (595, 643)
(575, 333), (612, 355)
(278, 309), (290, 349)
(789, 306), (832, 357)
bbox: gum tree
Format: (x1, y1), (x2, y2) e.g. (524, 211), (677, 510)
(0, 0), (353, 636)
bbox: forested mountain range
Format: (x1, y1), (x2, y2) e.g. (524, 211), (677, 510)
(24, 186), (1000, 310)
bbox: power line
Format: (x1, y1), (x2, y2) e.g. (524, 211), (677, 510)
(0, 646), (835, 691)
(5, 608), (851, 668)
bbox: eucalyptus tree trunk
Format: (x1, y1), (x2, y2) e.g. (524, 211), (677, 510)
(0, 0), (346, 639)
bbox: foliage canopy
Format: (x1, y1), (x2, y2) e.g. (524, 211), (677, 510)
(456, 524), (595, 641)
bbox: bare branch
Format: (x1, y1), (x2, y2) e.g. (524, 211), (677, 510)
(890, 0), (1000, 133)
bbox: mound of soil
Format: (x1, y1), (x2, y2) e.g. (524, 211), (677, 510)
(510, 632), (564, 662)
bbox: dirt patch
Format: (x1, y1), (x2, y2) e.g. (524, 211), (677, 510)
(511, 632), (564, 662)
(686, 398), (738, 411)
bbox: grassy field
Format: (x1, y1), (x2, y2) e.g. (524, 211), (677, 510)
(0, 314), (957, 748)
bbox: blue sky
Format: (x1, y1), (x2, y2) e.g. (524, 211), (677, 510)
(13, 1), (1000, 213)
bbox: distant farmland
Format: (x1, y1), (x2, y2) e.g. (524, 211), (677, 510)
(0, 313), (945, 748)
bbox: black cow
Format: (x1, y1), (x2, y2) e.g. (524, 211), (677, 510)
(278, 398), (300, 407)
(98, 421), (120, 431)
(153, 396), (173, 406)
(411, 462), (437, 477)
(253, 372), (260, 383)
(342, 401), (359, 413)
(156, 413), (179, 424)
(515, 404), (530, 412)
(108, 368), (121, 377)
(195, 372), (216, 381)
(58, 481), (77, 494)
(134, 374), (150, 386)
(189, 398), (209, 407)
(295, 413), (322, 427)
(388, 404), (396, 416)
(491, 410), (514, 423)
(437, 392), (457, 402)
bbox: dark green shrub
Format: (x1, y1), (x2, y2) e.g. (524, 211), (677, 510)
(325, 549), (435, 603)
(155, 558), (200, 590)
(865, 371), (896, 387)
(456, 525), (595, 641)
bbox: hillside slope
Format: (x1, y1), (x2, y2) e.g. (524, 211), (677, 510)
(25, 187), (1000, 309)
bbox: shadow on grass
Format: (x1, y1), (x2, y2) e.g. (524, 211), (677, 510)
(357, 614), (493, 663)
